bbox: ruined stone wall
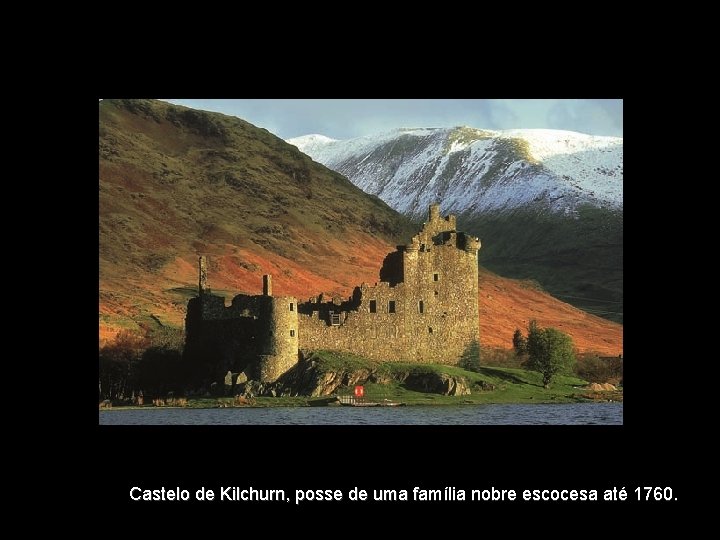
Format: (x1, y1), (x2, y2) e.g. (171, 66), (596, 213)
(185, 294), (263, 380)
(297, 251), (478, 364)
(296, 204), (479, 364)
(298, 282), (415, 361)
(184, 292), (298, 383)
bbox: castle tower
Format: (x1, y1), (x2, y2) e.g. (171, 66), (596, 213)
(258, 294), (299, 383)
(399, 204), (481, 363)
(263, 274), (272, 296)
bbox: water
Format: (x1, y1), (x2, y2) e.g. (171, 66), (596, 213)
(99, 402), (622, 425)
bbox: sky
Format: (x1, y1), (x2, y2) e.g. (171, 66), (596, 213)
(161, 99), (623, 140)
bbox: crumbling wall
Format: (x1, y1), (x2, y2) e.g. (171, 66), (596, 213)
(185, 204), (480, 380)
(296, 204), (480, 364)
(184, 292), (299, 383)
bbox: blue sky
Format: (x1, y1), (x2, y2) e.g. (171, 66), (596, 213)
(161, 99), (623, 140)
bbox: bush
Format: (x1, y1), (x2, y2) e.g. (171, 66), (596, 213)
(459, 340), (481, 372)
(526, 320), (576, 388)
(513, 328), (527, 355)
(98, 330), (149, 401)
(479, 347), (524, 368)
(575, 353), (623, 384)
(99, 327), (186, 401)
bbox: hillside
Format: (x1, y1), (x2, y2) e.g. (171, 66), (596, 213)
(99, 100), (621, 355)
(99, 99), (414, 341)
(477, 268), (620, 354)
(289, 127), (623, 323)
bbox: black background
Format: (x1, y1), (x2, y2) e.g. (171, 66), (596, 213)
(90, 50), (687, 527)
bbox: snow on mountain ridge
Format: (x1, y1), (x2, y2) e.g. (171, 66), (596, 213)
(288, 126), (623, 217)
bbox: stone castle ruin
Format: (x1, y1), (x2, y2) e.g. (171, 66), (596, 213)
(184, 204), (481, 384)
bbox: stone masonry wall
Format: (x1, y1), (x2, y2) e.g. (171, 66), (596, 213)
(297, 204), (480, 364)
(185, 204), (481, 381)
(184, 291), (298, 383)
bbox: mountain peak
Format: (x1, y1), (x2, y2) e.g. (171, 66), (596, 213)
(288, 126), (623, 215)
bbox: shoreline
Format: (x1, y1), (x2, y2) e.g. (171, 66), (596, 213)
(100, 390), (622, 411)
(99, 362), (622, 412)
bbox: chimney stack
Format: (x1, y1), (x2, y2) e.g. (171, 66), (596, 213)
(263, 274), (272, 296)
(199, 256), (208, 295)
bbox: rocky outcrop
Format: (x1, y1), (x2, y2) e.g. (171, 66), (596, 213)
(231, 356), (474, 398)
(272, 360), (372, 397)
(474, 380), (496, 392)
(586, 382), (617, 391)
(404, 371), (471, 396)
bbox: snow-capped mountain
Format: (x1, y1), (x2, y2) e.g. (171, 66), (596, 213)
(288, 127), (622, 218)
(289, 126), (623, 324)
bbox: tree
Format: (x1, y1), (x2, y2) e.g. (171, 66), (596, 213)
(137, 346), (183, 397)
(98, 330), (149, 400)
(459, 340), (481, 372)
(575, 352), (623, 384)
(146, 326), (184, 351)
(526, 320), (575, 388)
(99, 326), (187, 401)
(512, 328), (527, 355)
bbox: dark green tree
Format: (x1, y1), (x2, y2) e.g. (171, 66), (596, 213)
(512, 328), (527, 355)
(526, 320), (575, 388)
(459, 340), (481, 372)
(98, 330), (149, 400)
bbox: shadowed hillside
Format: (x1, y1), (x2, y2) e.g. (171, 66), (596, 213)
(100, 99), (414, 340)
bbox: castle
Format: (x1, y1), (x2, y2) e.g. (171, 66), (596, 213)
(184, 204), (481, 384)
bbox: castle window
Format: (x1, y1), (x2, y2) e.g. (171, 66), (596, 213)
(418, 300), (424, 314)
(420, 243), (426, 252)
(289, 303), (294, 311)
(290, 329), (295, 337)
(434, 291), (439, 297)
(388, 300), (396, 313)
(428, 327), (433, 334)
(433, 273), (439, 282)
(330, 312), (341, 326)
(369, 300), (377, 313)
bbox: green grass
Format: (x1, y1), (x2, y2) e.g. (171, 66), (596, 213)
(103, 349), (612, 410)
(365, 362), (590, 405)
(251, 396), (310, 407)
(304, 353), (598, 405)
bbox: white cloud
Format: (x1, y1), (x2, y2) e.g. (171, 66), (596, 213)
(158, 99), (622, 140)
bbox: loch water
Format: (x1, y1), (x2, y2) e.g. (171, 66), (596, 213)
(100, 402), (622, 425)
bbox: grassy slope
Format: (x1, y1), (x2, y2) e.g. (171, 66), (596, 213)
(358, 370), (596, 405)
(106, 366), (611, 408)
(310, 350), (603, 405)
(99, 99), (622, 355)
